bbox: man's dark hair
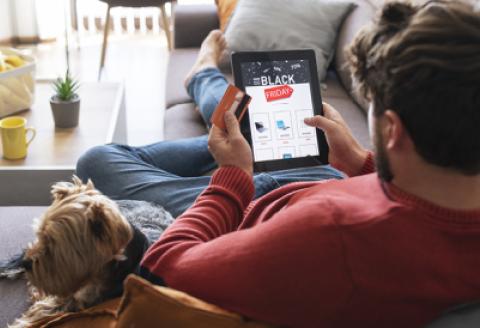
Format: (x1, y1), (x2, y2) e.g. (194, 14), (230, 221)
(348, 0), (480, 175)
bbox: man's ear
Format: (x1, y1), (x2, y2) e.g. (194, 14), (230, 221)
(383, 110), (412, 150)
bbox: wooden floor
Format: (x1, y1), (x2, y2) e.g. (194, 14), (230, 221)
(19, 32), (169, 146)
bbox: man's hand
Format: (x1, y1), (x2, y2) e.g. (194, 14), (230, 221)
(304, 103), (369, 176)
(208, 111), (253, 176)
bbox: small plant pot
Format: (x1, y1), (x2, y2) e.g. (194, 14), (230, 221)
(50, 95), (80, 128)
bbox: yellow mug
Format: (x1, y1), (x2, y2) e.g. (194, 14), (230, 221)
(0, 116), (36, 160)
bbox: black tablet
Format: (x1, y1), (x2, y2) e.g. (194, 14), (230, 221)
(231, 50), (329, 172)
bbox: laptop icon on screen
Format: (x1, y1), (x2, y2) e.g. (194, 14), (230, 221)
(255, 122), (268, 133)
(276, 120), (290, 130)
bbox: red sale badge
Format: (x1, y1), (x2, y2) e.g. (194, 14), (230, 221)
(264, 85), (294, 102)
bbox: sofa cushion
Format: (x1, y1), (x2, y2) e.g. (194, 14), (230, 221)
(166, 49), (199, 108)
(173, 4), (220, 49)
(0, 206), (45, 328)
(322, 71), (370, 149)
(164, 103), (208, 140)
(116, 275), (271, 328)
(225, 0), (355, 82)
(334, 0), (377, 113)
(166, 49), (234, 109)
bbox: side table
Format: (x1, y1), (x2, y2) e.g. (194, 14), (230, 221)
(0, 82), (126, 205)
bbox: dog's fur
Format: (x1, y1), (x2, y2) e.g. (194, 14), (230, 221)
(0, 176), (173, 328)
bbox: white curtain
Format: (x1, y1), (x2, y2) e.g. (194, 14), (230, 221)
(0, 0), (65, 42)
(0, 1), (14, 41)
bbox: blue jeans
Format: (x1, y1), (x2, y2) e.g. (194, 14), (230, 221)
(76, 68), (344, 218)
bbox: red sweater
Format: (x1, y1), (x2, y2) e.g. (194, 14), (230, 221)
(141, 157), (480, 327)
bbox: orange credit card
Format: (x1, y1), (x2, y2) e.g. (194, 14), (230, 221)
(211, 84), (251, 130)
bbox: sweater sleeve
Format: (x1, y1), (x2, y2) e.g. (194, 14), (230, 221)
(140, 167), (353, 326)
(351, 151), (376, 177)
(140, 166), (254, 279)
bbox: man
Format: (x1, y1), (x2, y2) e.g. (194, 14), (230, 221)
(77, 0), (480, 326)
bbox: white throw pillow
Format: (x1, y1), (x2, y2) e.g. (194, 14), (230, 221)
(225, 0), (355, 81)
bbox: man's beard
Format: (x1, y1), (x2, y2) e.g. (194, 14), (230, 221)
(374, 121), (394, 182)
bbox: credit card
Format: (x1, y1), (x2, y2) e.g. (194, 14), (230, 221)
(211, 84), (251, 130)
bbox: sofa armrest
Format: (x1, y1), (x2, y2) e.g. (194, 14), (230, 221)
(174, 4), (220, 49)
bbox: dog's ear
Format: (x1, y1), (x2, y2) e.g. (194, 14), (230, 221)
(51, 176), (96, 202)
(72, 175), (95, 190)
(89, 201), (133, 258)
(89, 202), (107, 240)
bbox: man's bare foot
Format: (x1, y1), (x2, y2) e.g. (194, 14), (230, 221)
(184, 30), (227, 89)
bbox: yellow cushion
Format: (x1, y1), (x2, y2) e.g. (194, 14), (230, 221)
(116, 275), (272, 328)
(215, 0), (238, 31)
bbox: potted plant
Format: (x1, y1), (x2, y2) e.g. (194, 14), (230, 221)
(50, 70), (80, 128)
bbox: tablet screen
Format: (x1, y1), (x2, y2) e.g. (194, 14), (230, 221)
(240, 59), (319, 162)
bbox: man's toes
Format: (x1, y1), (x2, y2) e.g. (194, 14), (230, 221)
(209, 29), (223, 40)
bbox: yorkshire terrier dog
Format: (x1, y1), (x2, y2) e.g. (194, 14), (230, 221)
(0, 176), (173, 328)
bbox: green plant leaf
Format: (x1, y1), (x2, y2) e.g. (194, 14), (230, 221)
(52, 70), (80, 102)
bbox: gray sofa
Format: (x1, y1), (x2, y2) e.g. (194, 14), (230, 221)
(1, 1), (480, 327)
(0, 207), (41, 327)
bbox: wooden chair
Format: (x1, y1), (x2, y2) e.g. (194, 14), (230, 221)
(98, 0), (175, 72)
